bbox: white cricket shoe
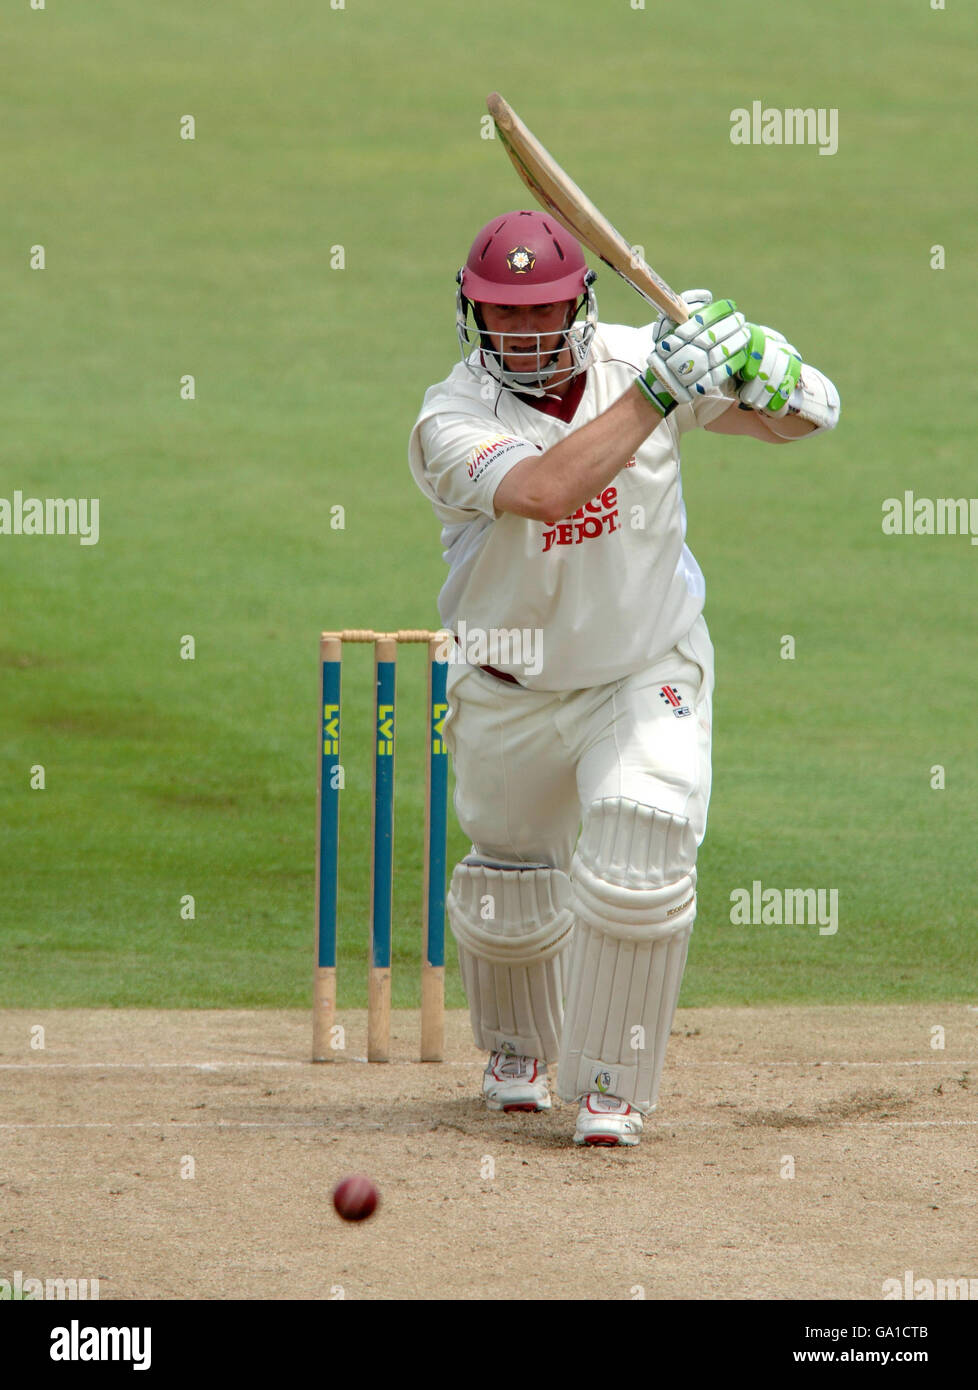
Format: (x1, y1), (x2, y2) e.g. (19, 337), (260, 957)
(573, 1093), (643, 1147)
(483, 1052), (552, 1113)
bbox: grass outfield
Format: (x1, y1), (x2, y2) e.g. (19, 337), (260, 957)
(2, 1), (975, 1009)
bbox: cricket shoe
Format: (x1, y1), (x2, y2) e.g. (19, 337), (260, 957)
(573, 1093), (643, 1147)
(483, 1052), (552, 1112)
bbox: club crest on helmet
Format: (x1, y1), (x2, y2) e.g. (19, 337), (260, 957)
(506, 245), (536, 274)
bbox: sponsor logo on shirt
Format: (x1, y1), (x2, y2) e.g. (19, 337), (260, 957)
(659, 684), (692, 718)
(541, 485), (619, 553)
(466, 434), (526, 482)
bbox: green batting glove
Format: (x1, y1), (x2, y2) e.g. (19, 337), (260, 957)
(636, 368), (677, 417)
(738, 324), (803, 414)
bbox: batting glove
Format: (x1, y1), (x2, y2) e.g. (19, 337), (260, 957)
(641, 290), (750, 407)
(637, 289), (706, 415)
(653, 289), (714, 347)
(737, 324), (803, 415)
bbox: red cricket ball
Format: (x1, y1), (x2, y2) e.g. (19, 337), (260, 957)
(332, 1174), (379, 1222)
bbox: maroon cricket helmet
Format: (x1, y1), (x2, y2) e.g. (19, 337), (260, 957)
(459, 210), (591, 306)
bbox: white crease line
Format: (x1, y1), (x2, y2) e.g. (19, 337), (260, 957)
(1, 1119), (976, 1132)
(675, 1060), (978, 1068)
(0, 1117), (972, 1128)
(1, 1059), (975, 1071)
(0, 1120), (428, 1131)
(0, 1061), (303, 1070)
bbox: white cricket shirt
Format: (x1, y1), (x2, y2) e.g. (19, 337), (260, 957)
(408, 322), (734, 691)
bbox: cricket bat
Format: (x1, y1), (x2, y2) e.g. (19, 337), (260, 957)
(487, 92), (688, 325)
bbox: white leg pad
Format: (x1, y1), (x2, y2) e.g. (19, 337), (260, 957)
(558, 799), (697, 1112)
(447, 860), (575, 1062)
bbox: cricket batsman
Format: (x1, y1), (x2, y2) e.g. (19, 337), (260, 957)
(408, 210), (839, 1146)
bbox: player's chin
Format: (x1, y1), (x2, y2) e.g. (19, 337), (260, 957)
(504, 344), (561, 368)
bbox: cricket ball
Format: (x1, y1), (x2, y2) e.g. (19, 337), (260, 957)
(332, 1174), (379, 1222)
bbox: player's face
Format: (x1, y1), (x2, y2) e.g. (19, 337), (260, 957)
(479, 300), (575, 374)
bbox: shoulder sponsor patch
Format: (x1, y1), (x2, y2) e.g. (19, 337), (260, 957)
(466, 433), (528, 482)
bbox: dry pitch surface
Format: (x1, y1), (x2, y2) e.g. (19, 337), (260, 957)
(2, 1007), (975, 1301)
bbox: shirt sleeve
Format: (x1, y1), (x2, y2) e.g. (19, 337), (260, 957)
(416, 412), (541, 518)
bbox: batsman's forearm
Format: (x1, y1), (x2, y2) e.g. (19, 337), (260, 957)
(497, 384), (666, 525)
(758, 410), (819, 440)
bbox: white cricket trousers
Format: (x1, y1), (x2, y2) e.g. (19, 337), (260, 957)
(442, 614), (715, 869)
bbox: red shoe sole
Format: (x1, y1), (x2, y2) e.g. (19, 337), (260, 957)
(503, 1103), (543, 1113)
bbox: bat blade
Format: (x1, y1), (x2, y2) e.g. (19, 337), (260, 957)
(487, 92), (688, 324)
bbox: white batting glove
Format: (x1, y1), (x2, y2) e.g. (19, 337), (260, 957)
(737, 324), (804, 416)
(647, 291), (751, 402)
(653, 289), (714, 346)
(636, 290), (711, 415)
